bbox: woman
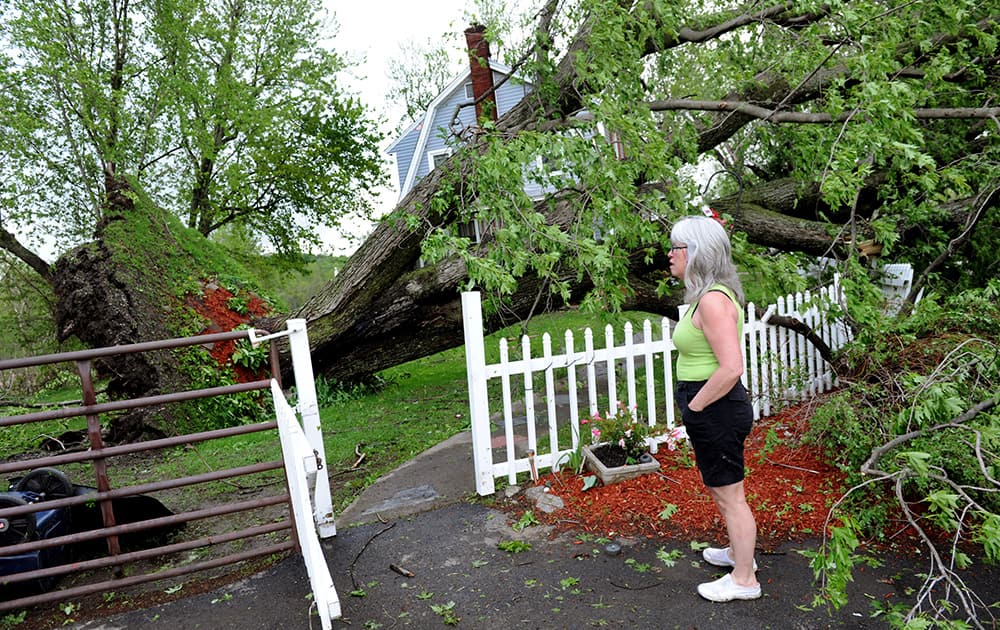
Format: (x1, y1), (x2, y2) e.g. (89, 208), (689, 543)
(669, 215), (760, 602)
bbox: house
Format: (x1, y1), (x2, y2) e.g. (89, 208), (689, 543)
(386, 25), (538, 232)
(386, 25), (622, 248)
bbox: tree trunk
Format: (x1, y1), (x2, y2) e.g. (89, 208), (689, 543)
(48, 180), (271, 440)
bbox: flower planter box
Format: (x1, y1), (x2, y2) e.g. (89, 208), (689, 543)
(582, 445), (659, 485)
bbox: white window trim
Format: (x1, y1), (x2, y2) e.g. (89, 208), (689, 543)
(428, 148), (452, 172)
(536, 154), (565, 178)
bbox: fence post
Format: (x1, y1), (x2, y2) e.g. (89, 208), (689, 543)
(462, 292), (496, 496)
(286, 318), (336, 538)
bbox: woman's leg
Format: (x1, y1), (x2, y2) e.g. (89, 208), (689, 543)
(708, 481), (757, 586)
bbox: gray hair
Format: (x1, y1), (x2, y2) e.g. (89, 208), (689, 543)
(670, 216), (744, 305)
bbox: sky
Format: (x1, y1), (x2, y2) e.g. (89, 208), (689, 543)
(320, 0), (473, 254)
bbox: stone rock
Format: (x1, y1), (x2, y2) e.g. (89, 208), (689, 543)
(524, 485), (565, 514)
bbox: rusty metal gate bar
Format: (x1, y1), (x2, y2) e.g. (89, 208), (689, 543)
(0, 327), (299, 613)
(0, 420), (278, 475)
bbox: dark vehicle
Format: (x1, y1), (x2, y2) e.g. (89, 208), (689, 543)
(1, 468), (177, 596)
(0, 468), (76, 592)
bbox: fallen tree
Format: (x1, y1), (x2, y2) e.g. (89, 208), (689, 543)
(258, 2), (999, 382)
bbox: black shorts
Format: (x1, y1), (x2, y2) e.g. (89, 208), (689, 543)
(675, 380), (754, 488)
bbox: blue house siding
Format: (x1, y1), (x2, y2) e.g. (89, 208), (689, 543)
(414, 89), (478, 183)
(494, 73), (529, 115)
(389, 123), (421, 193)
(387, 61), (531, 200)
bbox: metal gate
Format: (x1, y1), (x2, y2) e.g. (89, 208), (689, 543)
(0, 319), (339, 628)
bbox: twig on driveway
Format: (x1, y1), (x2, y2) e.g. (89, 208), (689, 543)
(349, 521), (396, 589)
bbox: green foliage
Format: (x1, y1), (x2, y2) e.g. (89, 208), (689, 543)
(226, 295), (251, 315)
(974, 513), (1000, 563)
(804, 283), (1000, 622)
(497, 540), (532, 553)
(559, 576), (580, 589)
(512, 510), (539, 532)
(655, 547), (683, 567)
(388, 0), (1000, 318)
(308, 373), (394, 409)
(101, 189), (257, 305)
(0, 610), (27, 628)
(732, 238), (810, 306)
(172, 346), (270, 434)
(230, 335), (270, 371)
(0, 0), (385, 258)
(556, 444), (586, 474)
(657, 503), (679, 521)
(624, 558), (651, 573)
(801, 518), (862, 612)
(429, 600), (460, 626)
(755, 427), (783, 465)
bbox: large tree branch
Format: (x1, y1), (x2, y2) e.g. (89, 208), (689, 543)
(648, 99), (1000, 122)
(0, 226), (53, 283)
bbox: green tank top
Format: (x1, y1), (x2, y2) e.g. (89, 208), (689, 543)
(674, 284), (743, 382)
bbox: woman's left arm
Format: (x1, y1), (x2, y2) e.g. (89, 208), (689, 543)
(687, 292), (744, 412)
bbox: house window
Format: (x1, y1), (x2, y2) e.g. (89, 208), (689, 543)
(428, 149), (451, 172)
(464, 82), (475, 100)
(457, 219), (482, 243)
(539, 154), (565, 178)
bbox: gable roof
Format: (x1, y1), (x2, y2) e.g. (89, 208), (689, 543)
(386, 60), (521, 196)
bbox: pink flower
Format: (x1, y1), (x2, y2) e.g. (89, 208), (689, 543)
(581, 418), (589, 425)
(618, 438), (626, 448)
(624, 429), (632, 438)
(591, 428), (601, 438)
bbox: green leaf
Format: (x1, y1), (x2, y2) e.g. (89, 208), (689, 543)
(658, 504), (679, 521)
(896, 451), (932, 477)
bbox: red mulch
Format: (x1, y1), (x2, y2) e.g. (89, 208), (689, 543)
(512, 402), (925, 552)
(185, 281), (272, 382)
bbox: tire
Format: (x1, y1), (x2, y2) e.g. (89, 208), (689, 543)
(0, 492), (37, 545)
(14, 467), (74, 500)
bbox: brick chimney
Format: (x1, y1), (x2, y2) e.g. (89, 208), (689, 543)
(464, 24), (498, 123)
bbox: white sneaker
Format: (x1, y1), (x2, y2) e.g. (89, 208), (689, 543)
(697, 573), (762, 602)
(702, 546), (757, 571)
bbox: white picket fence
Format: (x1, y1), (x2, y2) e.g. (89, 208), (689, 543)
(462, 277), (854, 496)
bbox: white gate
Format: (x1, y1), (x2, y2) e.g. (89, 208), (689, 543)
(273, 381), (340, 628)
(264, 319), (340, 627)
